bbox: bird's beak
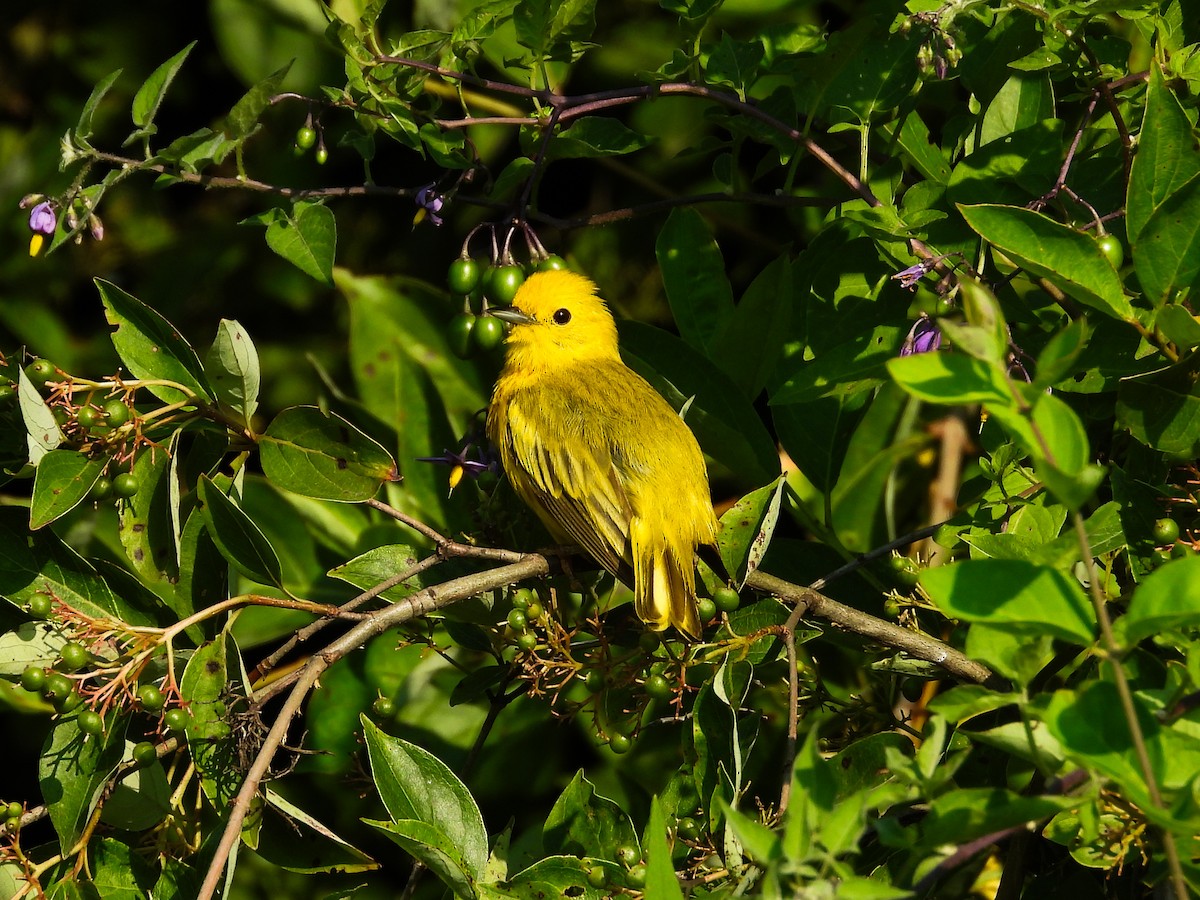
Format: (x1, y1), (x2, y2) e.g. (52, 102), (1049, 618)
(488, 307), (536, 326)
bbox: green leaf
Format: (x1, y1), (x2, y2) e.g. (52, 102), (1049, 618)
(496, 856), (619, 899)
(361, 717), (489, 880)
(1126, 65), (1200, 242)
(1131, 171), (1200, 306)
(655, 207), (734, 358)
(720, 799), (780, 864)
(259, 406), (399, 502)
(29, 450), (105, 530)
(920, 559), (1095, 645)
(90, 837), (158, 898)
(794, 17), (915, 124)
(712, 254), (792, 398)
(117, 447), (176, 585)
(546, 117), (652, 159)
(40, 715), (127, 853)
(619, 322), (779, 488)
(364, 818), (477, 897)
(196, 476), (283, 587)
(1156, 305), (1200, 349)
(256, 789), (379, 875)
(643, 796), (684, 900)
(882, 109), (952, 184)
(958, 203), (1132, 320)
(773, 392), (869, 495)
(979, 72), (1054, 146)
(0, 506), (152, 625)
(75, 69), (123, 144)
(327, 544), (422, 603)
(1116, 556), (1200, 646)
(706, 34), (764, 99)
(1115, 365), (1200, 459)
(96, 279), (212, 405)
(922, 788), (1074, 846)
(205, 319), (260, 429)
(887, 352), (1010, 406)
(173, 508), (226, 639)
(223, 63), (291, 141)
(513, 0), (597, 63)
(717, 477), (784, 588)
(263, 201), (336, 284)
(132, 43), (196, 130)
(19, 368), (64, 466)
(180, 634), (248, 805)
(543, 771), (639, 860)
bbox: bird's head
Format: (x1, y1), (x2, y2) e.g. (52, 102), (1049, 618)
(490, 270), (621, 368)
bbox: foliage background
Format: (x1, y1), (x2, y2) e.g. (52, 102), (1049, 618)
(3, 0), (1200, 897)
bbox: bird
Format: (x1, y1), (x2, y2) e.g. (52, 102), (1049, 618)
(486, 269), (719, 637)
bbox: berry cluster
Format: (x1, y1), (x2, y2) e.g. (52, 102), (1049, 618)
(445, 251), (568, 358)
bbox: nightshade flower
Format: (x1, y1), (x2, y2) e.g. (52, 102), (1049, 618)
(414, 184), (445, 227)
(418, 436), (499, 494)
(27, 201), (57, 257)
(900, 316), (942, 356)
(891, 260), (934, 291)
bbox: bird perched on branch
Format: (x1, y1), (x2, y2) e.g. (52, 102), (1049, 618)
(486, 269), (719, 637)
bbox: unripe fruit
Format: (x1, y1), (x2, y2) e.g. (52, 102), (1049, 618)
(524, 601), (543, 620)
(138, 684), (165, 712)
(537, 255), (568, 272)
(472, 316), (506, 352)
(697, 597), (717, 622)
(103, 399), (130, 427)
(447, 258), (483, 295)
(20, 666), (46, 692)
(370, 697), (396, 719)
(1096, 233), (1124, 269)
(609, 733), (631, 754)
(59, 642), (89, 672)
(644, 674), (671, 700)
(132, 741), (158, 766)
(89, 477), (113, 501)
(713, 587), (740, 613)
(78, 710), (104, 736)
(295, 126), (317, 150)
(41, 672), (74, 704)
(315, 146), (329, 165)
(113, 473), (139, 498)
(517, 631), (538, 652)
(27, 595), (53, 619)
(75, 406), (102, 429)
(1153, 518), (1180, 545)
(487, 265), (525, 306)
(0, 383), (15, 404)
(164, 708), (190, 734)
(616, 845), (639, 867)
(447, 313), (476, 360)
(25, 358), (56, 386)
(626, 864), (647, 887)
(507, 609), (528, 632)
(582, 669), (604, 693)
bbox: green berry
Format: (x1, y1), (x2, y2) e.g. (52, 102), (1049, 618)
(507, 609), (528, 632)
(138, 684), (165, 712)
(132, 741), (158, 767)
(102, 399), (130, 427)
(616, 845), (640, 867)
(713, 587), (740, 614)
(678, 816), (701, 840)
(58, 690), (84, 713)
(295, 126), (317, 150)
(537, 255), (568, 272)
(75, 406), (102, 429)
(517, 631), (538, 652)
(447, 257), (483, 295)
(314, 146), (329, 165)
(609, 733), (631, 754)
(20, 666), (46, 692)
(1096, 233), (1124, 268)
(524, 601), (543, 620)
(697, 597), (717, 622)
(644, 674), (671, 700)
(883, 597), (902, 618)
(88, 477), (113, 501)
(0, 383), (15, 404)
(27, 594), (53, 619)
(78, 710), (104, 736)
(447, 313), (477, 360)
(893, 558), (920, 588)
(41, 672), (74, 704)
(638, 631), (660, 652)
(25, 358), (56, 387)
(582, 669), (605, 693)
(1153, 518), (1180, 545)
(370, 696), (396, 720)
(472, 316), (506, 352)
(113, 473), (139, 498)
(58, 641), (89, 672)
(52, 406), (69, 426)
(5, 801), (21, 821)
(511, 588), (534, 609)
(587, 866), (607, 888)
(487, 265), (525, 306)
(626, 864), (647, 888)
(164, 708), (190, 734)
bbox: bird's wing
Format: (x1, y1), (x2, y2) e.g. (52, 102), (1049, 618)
(503, 392), (632, 575)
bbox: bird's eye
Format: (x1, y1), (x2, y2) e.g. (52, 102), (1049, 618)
(552, 308), (572, 325)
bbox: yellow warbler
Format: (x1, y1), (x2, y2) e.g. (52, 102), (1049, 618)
(486, 270), (719, 637)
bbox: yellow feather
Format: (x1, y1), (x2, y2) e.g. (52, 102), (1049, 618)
(486, 270), (718, 637)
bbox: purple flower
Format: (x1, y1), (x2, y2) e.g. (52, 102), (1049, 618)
(891, 260), (933, 291)
(900, 316), (942, 356)
(414, 184), (445, 227)
(28, 201), (56, 235)
(418, 437), (499, 493)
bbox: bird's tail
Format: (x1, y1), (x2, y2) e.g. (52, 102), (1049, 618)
(631, 519), (702, 639)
